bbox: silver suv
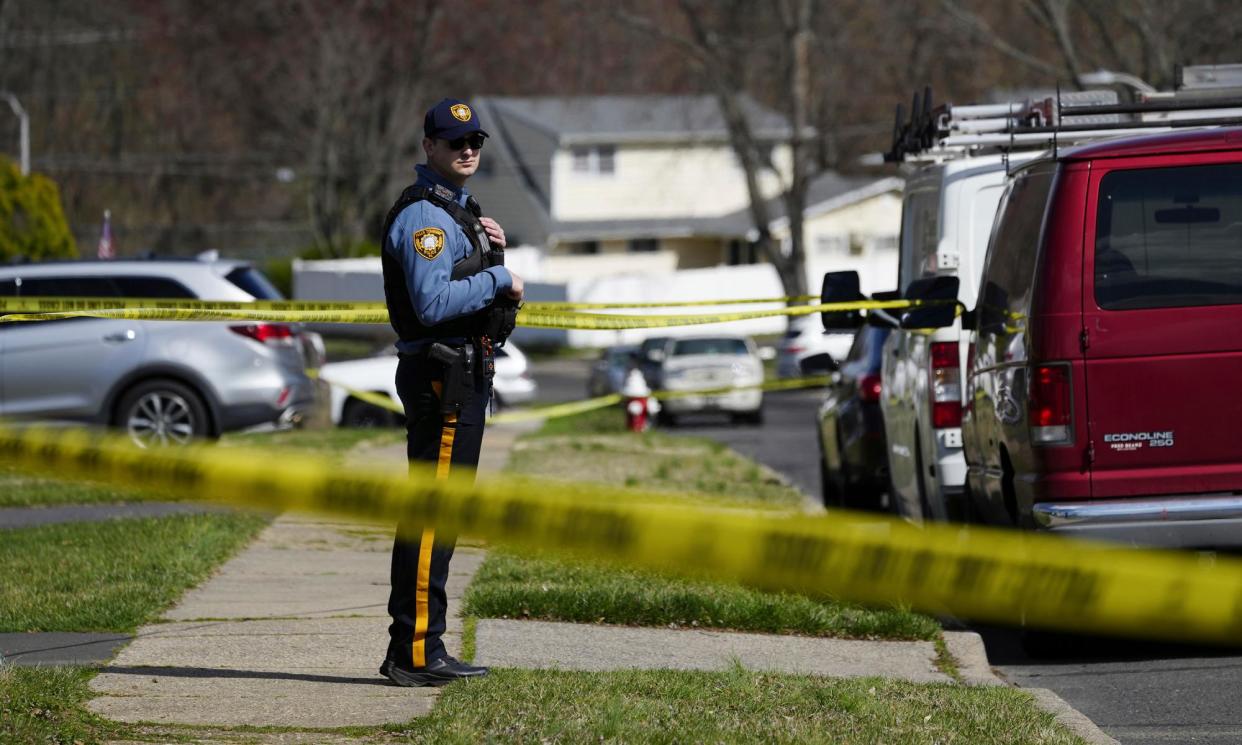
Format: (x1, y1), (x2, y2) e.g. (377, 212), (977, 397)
(0, 258), (317, 446)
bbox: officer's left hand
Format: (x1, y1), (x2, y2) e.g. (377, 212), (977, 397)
(479, 217), (506, 248)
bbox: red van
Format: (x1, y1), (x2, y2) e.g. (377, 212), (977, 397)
(962, 127), (1242, 547)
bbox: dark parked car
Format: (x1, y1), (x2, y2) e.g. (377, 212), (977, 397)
(637, 336), (671, 388)
(816, 324), (891, 510)
(587, 345), (639, 397)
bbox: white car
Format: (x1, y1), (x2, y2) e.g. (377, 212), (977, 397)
(654, 335), (764, 425)
(776, 315), (854, 378)
(319, 342), (537, 427)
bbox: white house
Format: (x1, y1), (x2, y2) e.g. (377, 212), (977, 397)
(294, 95), (902, 347)
(469, 95), (901, 295)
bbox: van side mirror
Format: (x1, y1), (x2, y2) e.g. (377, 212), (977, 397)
(900, 275), (960, 329)
(959, 308), (977, 330)
(820, 271), (864, 332)
(865, 289), (901, 328)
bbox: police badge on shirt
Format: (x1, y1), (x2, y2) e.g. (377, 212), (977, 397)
(413, 227), (445, 260)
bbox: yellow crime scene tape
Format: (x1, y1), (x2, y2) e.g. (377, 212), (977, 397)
(0, 294), (815, 314)
(2, 421), (1241, 646)
(0, 296), (927, 330)
(521, 295), (818, 310)
(309, 370), (834, 424)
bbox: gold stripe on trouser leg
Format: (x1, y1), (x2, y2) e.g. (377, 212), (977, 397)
(412, 398), (458, 669)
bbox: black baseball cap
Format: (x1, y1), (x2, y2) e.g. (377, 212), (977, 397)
(423, 98), (489, 141)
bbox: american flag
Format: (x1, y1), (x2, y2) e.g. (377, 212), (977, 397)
(97, 209), (114, 259)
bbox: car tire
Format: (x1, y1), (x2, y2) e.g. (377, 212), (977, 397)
(657, 410), (678, 427)
(1020, 629), (1081, 660)
(116, 378), (210, 448)
(732, 409), (764, 426)
(819, 455), (841, 508)
(342, 398), (400, 428)
(914, 429), (934, 522)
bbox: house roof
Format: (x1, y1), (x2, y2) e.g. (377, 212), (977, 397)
(726, 172), (904, 232)
(463, 95), (897, 248)
(485, 94), (798, 146)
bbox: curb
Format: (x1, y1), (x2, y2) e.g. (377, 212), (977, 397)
(1025, 688), (1121, 745)
(944, 631), (1119, 745)
(942, 631), (1004, 686)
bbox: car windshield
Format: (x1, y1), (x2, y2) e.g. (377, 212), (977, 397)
(671, 338), (749, 356)
(607, 348), (636, 364)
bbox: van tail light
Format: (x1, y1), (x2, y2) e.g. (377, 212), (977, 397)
(230, 323), (295, 346)
(859, 373), (882, 403)
(1030, 364), (1072, 445)
(930, 342), (962, 428)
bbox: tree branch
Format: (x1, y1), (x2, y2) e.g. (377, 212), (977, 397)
(939, 0), (1063, 77)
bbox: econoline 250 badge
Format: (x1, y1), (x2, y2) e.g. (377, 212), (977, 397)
(1103, 430), (1175, 452)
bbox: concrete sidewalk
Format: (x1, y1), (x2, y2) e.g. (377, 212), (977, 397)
(87, 421), (533, 730)
(83, 418), (1114, 744)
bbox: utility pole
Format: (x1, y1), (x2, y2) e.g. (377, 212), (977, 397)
(1, 92), (30, 176)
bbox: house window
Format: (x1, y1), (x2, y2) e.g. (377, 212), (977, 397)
(816, 235), (848, 255)
(628, 238), (658, 253)
(596, 145), (615, 174)
(567, 241), (600, 255)
(571, 145), (616, 176)
(572, 147), (592, 173)
(728, 240), (758, 265)
(849, 234), (866, 257)
(871, 235), (899, 252)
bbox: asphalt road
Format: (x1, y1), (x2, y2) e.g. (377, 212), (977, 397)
(527, 355), (1242, 745)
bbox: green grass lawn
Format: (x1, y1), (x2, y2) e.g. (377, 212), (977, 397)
(466, 552), (937, 640)
(0, 667), (127, 745)
(0, 512), (268, 633)
(220, 426), (404, 457)
(0, 425), (398, 631)
(467, 409), (938, 641)
(0, 469), (138, 509)
(386, 668), (1085, 744)
(0, 427), (402, 509)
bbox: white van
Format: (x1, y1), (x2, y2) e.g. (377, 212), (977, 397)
(881, 153), (1036, 521)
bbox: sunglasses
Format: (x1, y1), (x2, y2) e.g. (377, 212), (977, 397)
(446, 133), (486, 151)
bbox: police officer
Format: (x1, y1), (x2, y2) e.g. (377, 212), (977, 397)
(378, 98), (523, 687)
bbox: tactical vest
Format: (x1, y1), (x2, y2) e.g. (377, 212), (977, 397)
(380, 182), (518, 344)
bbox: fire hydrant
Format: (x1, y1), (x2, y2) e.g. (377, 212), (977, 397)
(621, 368), (658, 432)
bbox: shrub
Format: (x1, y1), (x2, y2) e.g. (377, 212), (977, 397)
(0, 157), (76, 261)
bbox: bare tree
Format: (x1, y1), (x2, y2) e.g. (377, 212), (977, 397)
(618, 0), (821, 299)
(942, 0), (1242, 92)
(167, 0), (443, 256)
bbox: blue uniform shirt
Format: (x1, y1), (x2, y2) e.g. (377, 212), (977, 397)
(386, 164), (513, 354)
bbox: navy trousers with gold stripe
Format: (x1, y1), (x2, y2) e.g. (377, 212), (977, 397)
(387, 353), (489, 669)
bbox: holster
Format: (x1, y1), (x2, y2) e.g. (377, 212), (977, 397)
(483, 298), (520, 344)
(427, 342), (474, 416)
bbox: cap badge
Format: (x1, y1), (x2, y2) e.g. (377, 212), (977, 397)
(413, 227), (446, 260)
(450, 104), (472, 122)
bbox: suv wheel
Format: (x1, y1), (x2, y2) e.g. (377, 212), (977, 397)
(342, 398), (399, 428)
(819, 449), (842, 509)
(117, 379), (209, 448)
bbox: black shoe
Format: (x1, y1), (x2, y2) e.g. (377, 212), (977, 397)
(380, 655), (489, 687)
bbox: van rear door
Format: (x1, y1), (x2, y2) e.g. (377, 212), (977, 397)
(1083, 155), (1242, 498)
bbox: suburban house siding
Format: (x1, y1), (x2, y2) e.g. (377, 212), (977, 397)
(551, 143), (792, 222)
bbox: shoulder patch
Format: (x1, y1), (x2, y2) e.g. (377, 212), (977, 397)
(413, 227), (446, 260)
